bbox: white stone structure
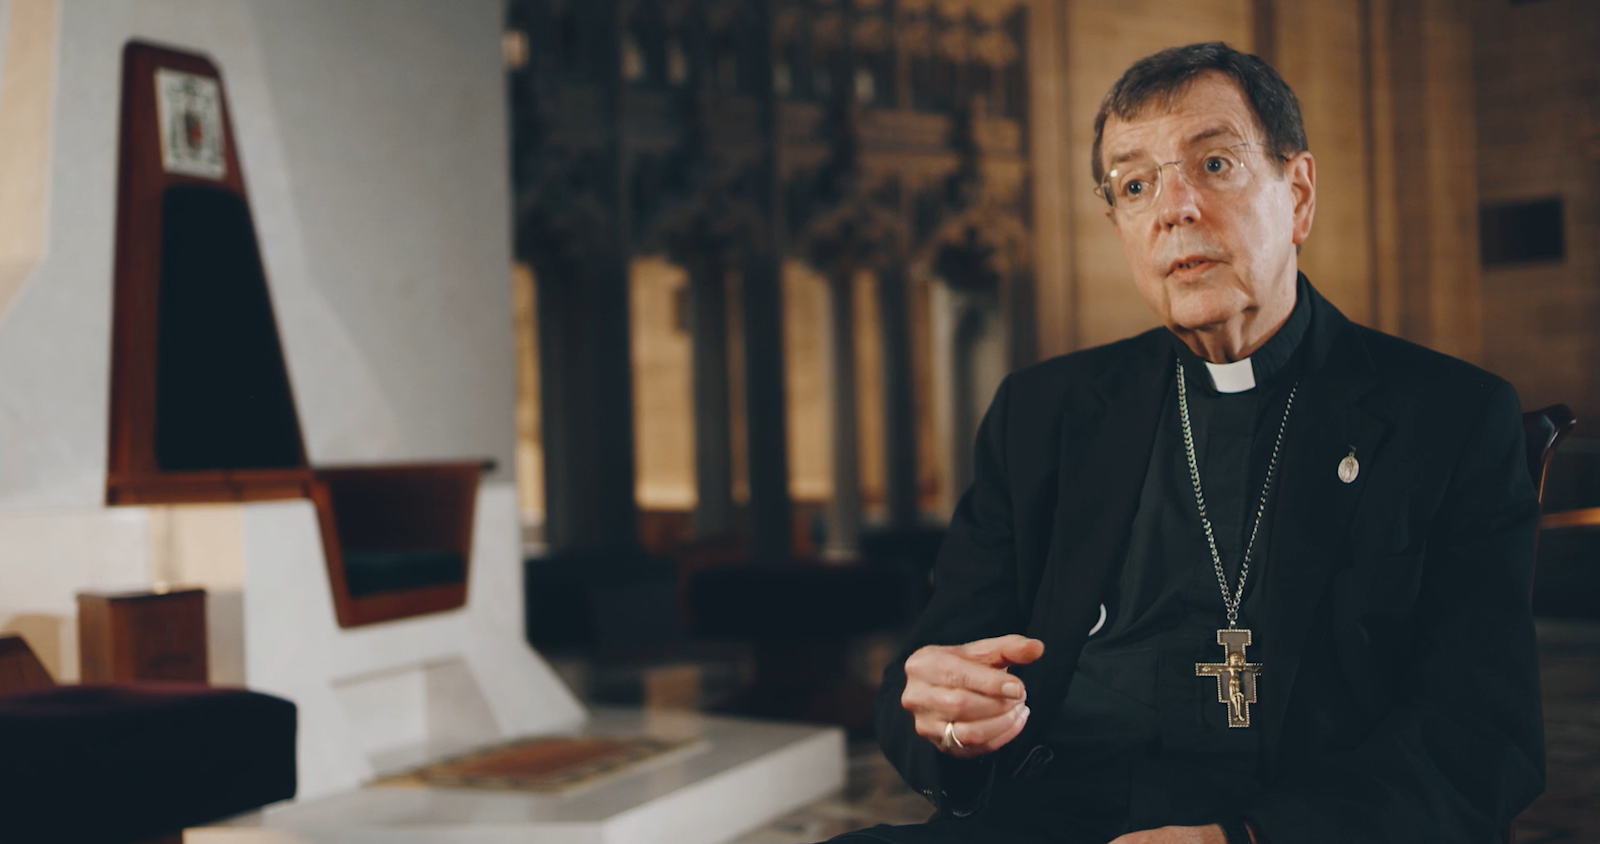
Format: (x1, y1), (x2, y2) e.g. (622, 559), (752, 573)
(0, 1), (843, 839)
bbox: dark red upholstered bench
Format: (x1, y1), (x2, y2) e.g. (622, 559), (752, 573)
(0, 643), (296, 844)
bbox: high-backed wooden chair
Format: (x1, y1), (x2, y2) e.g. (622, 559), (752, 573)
(107, 41), (487, 629)
(1523, 404), (1579, 560)
(1522, 400), (1579, 616)
(1507, 404), (1577, 844)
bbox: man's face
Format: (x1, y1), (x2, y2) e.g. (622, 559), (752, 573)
(1099, 72), (1315, 345)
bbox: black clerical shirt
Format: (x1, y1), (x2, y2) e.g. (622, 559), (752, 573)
(1037, 276), (1313, 838)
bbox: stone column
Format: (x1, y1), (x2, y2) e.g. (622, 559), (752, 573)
(688, 256), (735, 536)
(516, 0), (638, 554)
(534, 254), (639, 552)
(740, 256), (793, 563)
(947, 301), (987, 500)
(739, 0), (794, 563)
(877, 265), (919, 531)
(825, 269), (862, 560)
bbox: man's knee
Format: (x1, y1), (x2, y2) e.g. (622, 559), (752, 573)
(812, 820), (993, 844)
(816, 826), (919, 844)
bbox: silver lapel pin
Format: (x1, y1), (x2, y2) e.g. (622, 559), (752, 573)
(1338, 446), (1359, 484)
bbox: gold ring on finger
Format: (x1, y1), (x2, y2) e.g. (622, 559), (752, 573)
(941, 720), (965, 751)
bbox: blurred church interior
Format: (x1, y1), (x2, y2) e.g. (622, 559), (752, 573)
(0, 0), (1596, 841)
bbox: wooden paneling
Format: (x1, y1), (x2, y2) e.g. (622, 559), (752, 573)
(1027, 0), (1074, 358)
(1272, 0), (1374, 325)
(1416, 0), (1482, 364)
(1473, 0), (1600, 423)
(1366, 0), (1403, 337)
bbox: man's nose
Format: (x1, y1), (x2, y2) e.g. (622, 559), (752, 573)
(1156, 166), (1202, 228)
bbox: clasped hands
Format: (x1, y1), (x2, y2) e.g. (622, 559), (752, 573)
(899, 633), (1244, 844)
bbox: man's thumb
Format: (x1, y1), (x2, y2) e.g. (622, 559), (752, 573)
(959, 634), (1045, 666)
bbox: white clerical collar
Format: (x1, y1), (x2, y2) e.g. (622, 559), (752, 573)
(1205, 358), (1256, 393)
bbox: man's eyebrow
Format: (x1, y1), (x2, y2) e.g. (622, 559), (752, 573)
(1105, 146), (1144, 173)
(1186, 126), (1243, 147)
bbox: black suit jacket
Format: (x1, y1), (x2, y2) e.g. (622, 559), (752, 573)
(876, 285), (1545, 843)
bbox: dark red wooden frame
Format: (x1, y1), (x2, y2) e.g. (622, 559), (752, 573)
(107, 41), (315, 506)
(107, 41), (485, 628)
(312, 462), (485, 628)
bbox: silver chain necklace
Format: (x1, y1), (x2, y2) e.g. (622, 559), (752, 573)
(1176, 358), (1297, 627)
(1179, 358), (1297, 728)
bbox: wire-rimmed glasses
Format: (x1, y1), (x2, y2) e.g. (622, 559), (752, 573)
(1096, 141), (1286, 214)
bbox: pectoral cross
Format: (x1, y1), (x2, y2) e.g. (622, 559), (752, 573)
(1195, 628), (1262, 728)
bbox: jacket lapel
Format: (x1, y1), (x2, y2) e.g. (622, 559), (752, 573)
(1256, 292), (1388, 775)
(1014, 331), (1171, 750)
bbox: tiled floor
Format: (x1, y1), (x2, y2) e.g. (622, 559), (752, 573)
(736, 619), (1600, 844)
(1519, 620), (1600, 843)
(729, 740), (935, 844)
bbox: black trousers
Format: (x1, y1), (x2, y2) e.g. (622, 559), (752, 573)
(817, 747), (1259, 844)
(824, 816), (1106, 844)
(817, 776), (1128, 844)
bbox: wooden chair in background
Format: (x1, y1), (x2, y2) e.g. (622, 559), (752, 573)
(1507, 403), (1578, 844)
(1524, 404), (1578, 523)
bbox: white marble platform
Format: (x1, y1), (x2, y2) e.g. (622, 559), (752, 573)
(189, 707), (846, 844)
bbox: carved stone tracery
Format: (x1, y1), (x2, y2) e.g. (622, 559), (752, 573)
(509, 0), (1035, 550)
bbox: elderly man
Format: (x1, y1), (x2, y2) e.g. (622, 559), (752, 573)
(826, 42), (1545, 844)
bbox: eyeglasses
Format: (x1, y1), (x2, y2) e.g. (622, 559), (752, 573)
(1096, 141), (1286, 214)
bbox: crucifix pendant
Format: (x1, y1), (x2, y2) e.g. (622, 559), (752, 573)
(1195, 628), (1263, 728)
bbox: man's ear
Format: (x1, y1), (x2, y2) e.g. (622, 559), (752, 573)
(1288, 151), (1316, 246)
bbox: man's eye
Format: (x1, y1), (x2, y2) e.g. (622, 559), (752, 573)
(1123, 180), (1148, 197)
(1204, 156), (1229, 174)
